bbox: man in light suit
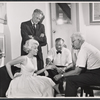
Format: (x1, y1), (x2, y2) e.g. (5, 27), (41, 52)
(20, 9), (47, 75)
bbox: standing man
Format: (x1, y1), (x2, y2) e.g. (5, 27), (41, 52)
(20, 9), (47, 74)
(54, 33), (100, 96)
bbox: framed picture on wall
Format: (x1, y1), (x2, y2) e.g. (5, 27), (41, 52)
(0, 35), (5, 67)
(0, 3), (7, 24)
(0, 35), (5, 58)
(90, 3), (100, 24)
(56, 3), (71, 25)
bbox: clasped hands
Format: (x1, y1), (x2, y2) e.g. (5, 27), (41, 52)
(46, 66), (65, 81)
(45, 64), (56, 70)
(54, 67), (66, 81)
(45, 62), (65, 71)
(29, 33), (44, 39)
(45, 64), (66, 81)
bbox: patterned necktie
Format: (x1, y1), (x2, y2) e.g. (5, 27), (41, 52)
(32, 24), (36, 35)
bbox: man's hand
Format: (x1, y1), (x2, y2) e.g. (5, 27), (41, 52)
(46, 58), (52, 65)
(56, 67), (66, 74)
(54, 74), (62, 81)
(46, 65), (56, 70)
(61, 67), (66, 73)
(56, 67), (63, 73)
(40, 33), (44, 37)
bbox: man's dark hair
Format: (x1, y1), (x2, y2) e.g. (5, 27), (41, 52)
(33, 9), (43, 15)
(55, 38), (64, 43)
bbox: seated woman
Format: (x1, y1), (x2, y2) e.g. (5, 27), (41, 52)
(6, 39), (55, 98)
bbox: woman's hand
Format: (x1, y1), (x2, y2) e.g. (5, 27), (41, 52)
(14, 73), (22, 79)
(44, 70), (49, 76)
(33, 73), (37, 76)
(54, 74), (62, 81)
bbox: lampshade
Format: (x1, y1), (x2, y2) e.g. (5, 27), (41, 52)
(56, 13), (64, 25)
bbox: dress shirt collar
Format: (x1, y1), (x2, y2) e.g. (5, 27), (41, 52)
(31, 20), (36, 27)
(54, 47), (63, 54)
(80, 41), (86, 50)
(31, 20), (34, 25)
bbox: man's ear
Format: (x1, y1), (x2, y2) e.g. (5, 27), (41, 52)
(63, 44), (67, 48)
(39, 16), (45, 23)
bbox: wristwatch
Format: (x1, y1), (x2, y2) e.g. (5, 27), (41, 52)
(61, 74), (64, 77)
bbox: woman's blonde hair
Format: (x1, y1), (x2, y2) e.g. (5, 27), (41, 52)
(23, 39), (39, 53)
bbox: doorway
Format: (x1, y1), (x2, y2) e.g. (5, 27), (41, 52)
(50, 3), (77, 50)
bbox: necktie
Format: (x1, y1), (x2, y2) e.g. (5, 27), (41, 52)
(57, 51), (62, 54)
(32, 24), (36, 29)
(32, 24), (36, 35)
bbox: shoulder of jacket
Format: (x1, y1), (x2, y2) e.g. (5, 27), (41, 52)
(21, 20), (31, 25)
(38, 22), (44, 26)
(63, 47), (70, 52)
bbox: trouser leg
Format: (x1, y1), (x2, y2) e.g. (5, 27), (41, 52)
(37, 56), (45, 76)
(65, 69), (100, 97)
(47, 69), (58, 83)
(47, 69), (64, 94)
(83, 87), (94, 96)
(65, 76), (78, 96)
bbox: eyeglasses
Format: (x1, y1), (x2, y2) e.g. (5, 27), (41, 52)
(72, 39), (77, 44)
(36, 16), (42, 21)
(35, 14), (43, 21)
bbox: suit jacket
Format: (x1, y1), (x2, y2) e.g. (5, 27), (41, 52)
(20, 20), (47, 60)
(0, 65), (20, 97)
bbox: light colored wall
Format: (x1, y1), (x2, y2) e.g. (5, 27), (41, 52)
(79, 3), (100, 50)
(51, 3), (78, 51)
(51, 2), (100, 51)
(5, 2), (51, 65)
(5, 2), (100, 65)
(0, 23), (5, 66)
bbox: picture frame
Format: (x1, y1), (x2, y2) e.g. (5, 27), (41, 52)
(56, 3), (71, 25)
(0, 35), (5, 67)
(0, 35), (5, 55)
(0, 3), (7, 24)
(90, 3), (100, 24)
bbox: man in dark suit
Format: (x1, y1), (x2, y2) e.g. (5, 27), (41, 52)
(20, 9), (47, 74)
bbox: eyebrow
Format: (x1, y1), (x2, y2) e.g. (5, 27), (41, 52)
(36, 17), (41, 20)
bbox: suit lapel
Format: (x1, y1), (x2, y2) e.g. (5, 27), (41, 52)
(36, 24), (39, 30)
(28, 20), (36, 36)
(27, 20), (41, 36)
(35, 24), (40, 36)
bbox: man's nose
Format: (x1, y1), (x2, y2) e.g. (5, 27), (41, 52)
(72, 44), (74, 48)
